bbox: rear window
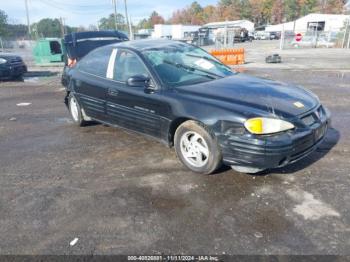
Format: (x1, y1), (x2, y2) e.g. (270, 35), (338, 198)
(78, 47), (112, 78)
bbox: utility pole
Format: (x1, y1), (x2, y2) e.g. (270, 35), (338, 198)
(112, 0), (118, 30)
(128, 15), (133, 40)
(347, 22), (350, 49)
(60, 17), (65, 38)
(342, 19), (348, 48)
(124, 0), (131, 38)
(279, 23), (285, 50)
(24, 0), (31, 40)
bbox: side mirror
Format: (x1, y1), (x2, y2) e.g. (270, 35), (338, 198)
(127, 75), (150, 87)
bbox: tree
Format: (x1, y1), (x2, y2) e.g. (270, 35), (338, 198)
(149, 11), (165, 26)
(98, 13), (127, 31)
(249, 0), (264, 25)
(271, 0), (284, 23)
(0, 9), (8, 36)
(5, 24), (28, 38)
(240, 0), (253, 20)
(284, 0), (301, 21)
(299, 0), (317, 16)
(218, 0), (241, 21)
(261, 0), (274, 24)
(202, 5), (217, 23)
(318, 0), (346, 13)
(137, 18), (151, 29)
(33, 18), (61, 38)
(189, 1), (204, 24)
(137, 11), (164, 29)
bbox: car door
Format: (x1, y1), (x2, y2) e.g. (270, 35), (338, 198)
(105, 49), (169, 138)
(73, 47), (113, 120)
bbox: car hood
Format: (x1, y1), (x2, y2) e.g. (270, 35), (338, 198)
(0, 53), (19, 59)
(175, 73), (319, 118)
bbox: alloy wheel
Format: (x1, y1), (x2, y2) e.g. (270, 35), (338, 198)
(180, 131), (209, 167)
(70, 97), (79, 122)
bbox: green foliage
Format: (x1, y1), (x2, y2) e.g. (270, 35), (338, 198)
(169, 0), (346, 26)
(98, 13), (127, 31)
(300, 0), (318, 16)
(136, 11), (165, 29)
(34, 18), (61, 38)
(284, 0), (300, 21)
(30, 18), (78, 38)
(5, 24), (28, 38)
(240, 0), (253, 20)
(0, 0), (348, 38)
(0, 9), (8, 36)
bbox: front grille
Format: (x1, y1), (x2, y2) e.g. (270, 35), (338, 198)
(301, 105), (324, 127)
(301, 114), (316, 126)
(9, 57), (23, 64)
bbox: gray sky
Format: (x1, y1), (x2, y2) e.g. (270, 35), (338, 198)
(2, 0), (216, 26)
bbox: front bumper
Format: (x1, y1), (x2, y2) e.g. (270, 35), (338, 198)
(219, 107), (331, 170)
(0, 63), (27, 79)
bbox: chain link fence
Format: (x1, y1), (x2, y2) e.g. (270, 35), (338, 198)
(280, 29), (350, 49)
(183, 28), (251, 48)
(0, 37), (36, 66)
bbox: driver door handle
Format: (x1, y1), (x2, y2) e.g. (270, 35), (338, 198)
(108, 89), (119, 96)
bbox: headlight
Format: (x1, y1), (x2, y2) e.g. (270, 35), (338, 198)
(0, 58), (7, 64)
(244, 117), (294, 135)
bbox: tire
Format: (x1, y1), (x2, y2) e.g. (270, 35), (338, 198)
(68, 93), (87, 126)
(174, 120), (222, 174)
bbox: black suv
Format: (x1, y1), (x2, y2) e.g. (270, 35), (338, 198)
(0, 53), (27, 79)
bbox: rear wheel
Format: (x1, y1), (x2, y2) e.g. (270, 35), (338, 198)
(174, 120), (222, 174)
(68, 94), (87, 126)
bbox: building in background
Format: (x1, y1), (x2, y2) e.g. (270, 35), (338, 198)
(152, 24), (201, 40)
(203, 20), (255, 33)
(265, 13), (350, 33)
(134, 29), (153, 40)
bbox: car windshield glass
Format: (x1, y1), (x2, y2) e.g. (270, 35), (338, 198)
(143, 44), (234, 87)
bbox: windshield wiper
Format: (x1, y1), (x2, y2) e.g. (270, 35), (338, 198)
(163, 60), (221, 79)
(185, 53), (222, 65)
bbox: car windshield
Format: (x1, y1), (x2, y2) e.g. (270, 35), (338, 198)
(143, 44), (234, 87)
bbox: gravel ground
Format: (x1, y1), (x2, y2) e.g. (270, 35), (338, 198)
(0, 43), (350, 255)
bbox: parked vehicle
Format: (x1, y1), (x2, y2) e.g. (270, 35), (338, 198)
(215, 27), (250, 44)
(61, 30), (128, 87)
(254, 31), (270, 40)
(269, 31), (280, 40)
(65, 40), (330, 174)
(0, 52), (27, 80)
(248, 31), (255, 41)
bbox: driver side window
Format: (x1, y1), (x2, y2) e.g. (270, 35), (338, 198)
(114, 50), (149, 82)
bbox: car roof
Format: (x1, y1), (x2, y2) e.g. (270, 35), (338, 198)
(110, 39), (188, 51)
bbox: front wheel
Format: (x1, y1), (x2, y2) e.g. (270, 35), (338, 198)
(174, 120), (222, 175)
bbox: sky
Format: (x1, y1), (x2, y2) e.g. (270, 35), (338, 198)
(1, 0), (217, 27)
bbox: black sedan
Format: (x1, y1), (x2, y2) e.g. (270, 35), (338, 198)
(0, 53), (27, 80)
(64, 39), (330, 174)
